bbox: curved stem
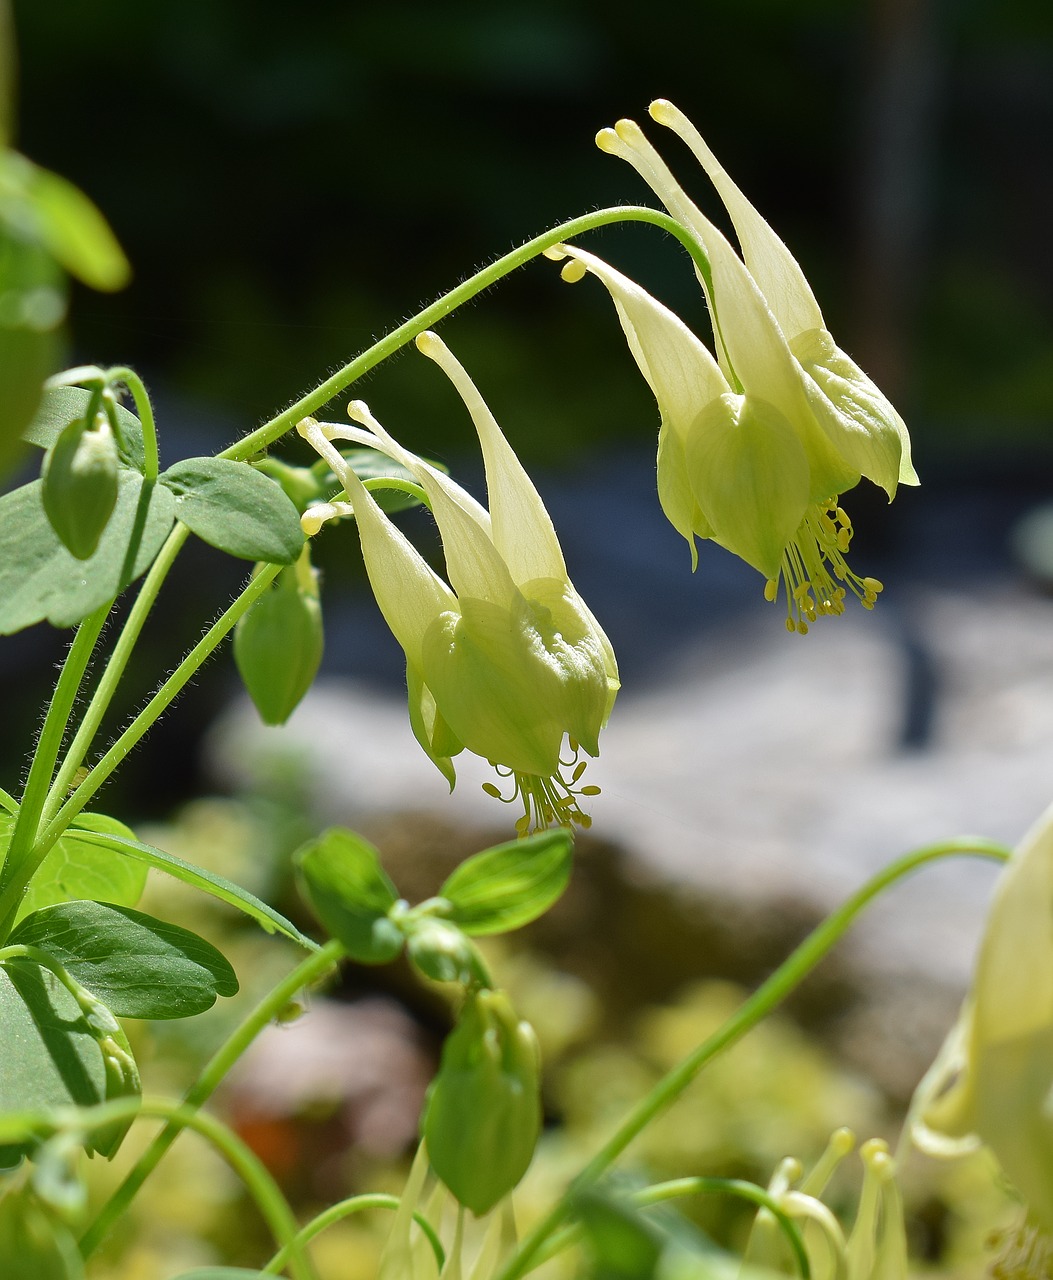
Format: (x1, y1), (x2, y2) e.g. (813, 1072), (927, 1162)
(222, 205), (703, 463)
(105, 366), (159, 482)
(40, 525), (190, 829)
(262, 1194), (446, 1276)
(633, 1178), (809, 1279)
(12, 1098), (318, 1280)
(79, 939), (343, 1260)
(495, 837), (1011, 1280)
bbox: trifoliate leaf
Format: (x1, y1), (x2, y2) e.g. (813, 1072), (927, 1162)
(10, 900), (238, 1020)
(0, 961), (107, 1165)
(0, 472), (175, 633)
(295, 828), (403, 963)
(438, 829), (573, 936)
(160, 456), (304, 563)
(0, 812), (148, 924)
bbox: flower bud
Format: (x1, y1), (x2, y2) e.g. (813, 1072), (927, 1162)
(41, 413), (119, 559)
(405, 917), (485, 987)
(424, 988), (541, 1215)
(234, 547), (323, 726)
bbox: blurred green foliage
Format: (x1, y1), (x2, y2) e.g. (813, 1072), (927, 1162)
(10, 0), (1053, 468)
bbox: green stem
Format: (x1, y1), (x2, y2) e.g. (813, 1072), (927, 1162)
(43, 562), (281, 841)
(105, 366), (159, 482)
(0, 604), (110, 924)
(12, 1098), (318, 1280)
(79, 939), (344, 1260)
(0, 559), (281, 931)
(39, 525), (190, 828)
(496, 837), (1011, 1280)
(221, 205), (703, 463)
(262, 1194), (446, 1276)
(633, 1178), (809, 1278)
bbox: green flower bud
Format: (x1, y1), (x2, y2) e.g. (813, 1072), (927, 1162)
(424, 988), (541, 1215)
(41, 413), (119, 559)
(405, 917), (485, 987)
(234, 546), (323, 726)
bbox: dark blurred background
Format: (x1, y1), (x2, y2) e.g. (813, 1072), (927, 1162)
(6, 0), (1053, 815)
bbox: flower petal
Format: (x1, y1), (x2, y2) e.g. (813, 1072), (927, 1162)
(415, 330), (568, 585)
(299, 418), (456, 669)
(555, 243), (728, 445)
(648, 98), (825, 339)
(422, 597), (570, 778)
(686, 392), (811, 579)
(346, 401), (520, 609)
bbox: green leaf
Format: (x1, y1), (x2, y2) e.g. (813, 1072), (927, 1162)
(68, 828), (319, 951)
(438, 829), (574, 936)
(0, 471), (175, 633)
(0, 230), (63, 474)
(295, 828), (403, 963)
(10, 901), (239, 1020)
(0, 1189), (84, 1280)
(23, 385), (145, 472)
(0, 961), (107, 1164)
(0, 812), (148, 925)
(0, 786), (16, 814)
(22, 161), (131, 293)
(314, 446), (438, 515)
(160, 456), (304, 563)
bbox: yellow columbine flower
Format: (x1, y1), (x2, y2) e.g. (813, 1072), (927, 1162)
(911, 804), (1053, 1233)
(553, 102), (917, 633)
(298, 332), (618, 833)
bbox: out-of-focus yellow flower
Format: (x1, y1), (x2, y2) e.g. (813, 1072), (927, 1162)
(912, 804), (1053, 1233)
(299, 332), (618, 832)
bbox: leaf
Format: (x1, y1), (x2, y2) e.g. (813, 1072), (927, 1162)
(160, 457), (304, 563)
(0, 1189), (84, 1280)
(10, 901), (239, 1020)
(315, 446), (440, 515)
(0, 961), (107, 1164)
(23, 385), (145, 472)
(0, 812), (148, 925)
(0, 231), (63, 474)
(0, 787), (16, 814)
(295, 828), (403, 963)
(438, 829), (574, 936)
(0, 472), (175, 633)
(69, 828), (319, 951)
(23, 161), (131, 293)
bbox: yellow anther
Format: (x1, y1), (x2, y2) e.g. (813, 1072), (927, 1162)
(764, 579), (778, 602)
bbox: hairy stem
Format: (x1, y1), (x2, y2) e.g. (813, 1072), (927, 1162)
(222, 205), (703, 463)
(0, 604), (110, 931)
(40, 525), (190, 828)
(79, 939), (344, 1260)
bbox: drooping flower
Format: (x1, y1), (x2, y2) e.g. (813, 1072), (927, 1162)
(911, 803), (1053, 1234)
(552, 102), (916, 633)
(298, 331), (618, 832)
